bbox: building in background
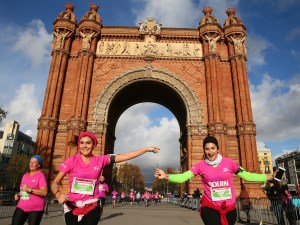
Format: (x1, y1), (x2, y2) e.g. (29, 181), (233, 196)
(275, 150), (300, 193)
(257, 145), (273, 174)
(0, 121), (36, 184)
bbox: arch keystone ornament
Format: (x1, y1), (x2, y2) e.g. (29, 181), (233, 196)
(36, 4), (264, 197)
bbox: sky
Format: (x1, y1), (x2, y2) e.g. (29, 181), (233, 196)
(0, 0), (300, 183)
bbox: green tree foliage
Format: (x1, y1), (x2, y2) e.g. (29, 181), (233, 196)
(4, 154), (30, 189)
(152, 167), (180, 195)
(0, 107), (7, 126)
(116, 163), (145, 193)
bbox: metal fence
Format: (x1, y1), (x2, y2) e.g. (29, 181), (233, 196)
(169, 196), (300, 225)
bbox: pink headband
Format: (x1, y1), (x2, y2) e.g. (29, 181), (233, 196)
(78, 131), (98, 148)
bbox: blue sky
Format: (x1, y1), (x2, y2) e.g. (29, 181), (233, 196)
(0, 0), (300, 183)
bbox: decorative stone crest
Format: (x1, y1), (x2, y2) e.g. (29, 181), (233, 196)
(139, 18), (162, 35)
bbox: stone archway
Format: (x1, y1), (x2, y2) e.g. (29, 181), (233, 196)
(90, 66), (205, 189)
(91, 66), (203, 134)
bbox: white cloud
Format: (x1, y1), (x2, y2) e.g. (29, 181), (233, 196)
(0, 19), (51, 140)
(287, 27), (300, 41)
(133, 0), (200, 27)
(115, 103), (180, 182)
(251, 74), (300, 141)
(5, 84), (41, 141)
(246, 33), (272, 70)
(11, 19), (52, 69)
(132, 0), (239, 28)
(257, 141), (267, 149)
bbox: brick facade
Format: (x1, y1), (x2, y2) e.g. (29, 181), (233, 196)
(36, 4), (263, 196)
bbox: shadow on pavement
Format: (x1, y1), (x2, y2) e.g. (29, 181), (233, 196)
(102, 212), (123, 221)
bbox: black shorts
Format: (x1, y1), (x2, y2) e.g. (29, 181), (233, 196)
(99, 198), (105, 208)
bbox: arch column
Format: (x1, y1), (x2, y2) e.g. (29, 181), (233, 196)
(64, 3), (103, 160)
(36, 3), (76, 178)
(224, 8), (261, 196)
(198, 7), (228, 157)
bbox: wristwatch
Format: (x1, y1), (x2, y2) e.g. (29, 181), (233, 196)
(31, 188), (34, 193)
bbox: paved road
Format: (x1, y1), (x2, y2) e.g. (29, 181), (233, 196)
(0, 203), (248, 225)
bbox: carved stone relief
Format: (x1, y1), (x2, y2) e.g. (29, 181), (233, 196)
(96, 38), (202, 58)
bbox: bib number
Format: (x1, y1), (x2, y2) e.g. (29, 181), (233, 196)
(211, 186), (232, 201)
(71, 177), (96, 195)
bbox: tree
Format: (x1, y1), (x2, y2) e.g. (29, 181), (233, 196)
(0, 107), (7, 126)
(152, 167), (180, 195)
(4, 154), (30, 189)
(116, 163), (145, 193)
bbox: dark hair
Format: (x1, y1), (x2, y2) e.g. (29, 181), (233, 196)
(203, 136), (219, 149)
(282, 184), (289, 191)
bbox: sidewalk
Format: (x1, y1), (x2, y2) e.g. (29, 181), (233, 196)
(0, 203), (248, 225)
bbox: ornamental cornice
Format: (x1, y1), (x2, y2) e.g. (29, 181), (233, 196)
(237, 122), (256, 135)
(224, 24), (246, 37)
(229, 54), (247, 61)
(38, 117), (58, 130)
(100, 27), (200, 39)
(226, 126), (237, 136)
(203, 52), (221, 60)
(208, 122), (228, 134)
(186, 124), (208, 135)
(66, 118), (86, 131)
(53, 20), (77, 33)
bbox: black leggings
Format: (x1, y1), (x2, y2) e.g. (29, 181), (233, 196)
(201, 206), (237, 225)
(64, 205), (101, 225)
(12, 207), (44, 225)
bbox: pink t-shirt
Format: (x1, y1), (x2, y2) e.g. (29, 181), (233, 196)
(129, 192), (134, 199)
(98, 183), (109, 198)
(17, 171), (47, 212)
(190, 157), (239, 207)
(59, 154), (110, 203)
(111, 191), (118, 199)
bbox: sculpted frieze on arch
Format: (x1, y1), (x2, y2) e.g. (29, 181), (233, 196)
(92, 67), (203, 130)
(96, 37), (202, 58)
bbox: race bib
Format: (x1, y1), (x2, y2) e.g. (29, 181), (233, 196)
(20, 191), (30, 200)
(71, 177), (96, 195)
(211, 186), (232, 201)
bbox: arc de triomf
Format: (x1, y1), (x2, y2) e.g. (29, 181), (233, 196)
(36, 3), (263, 196)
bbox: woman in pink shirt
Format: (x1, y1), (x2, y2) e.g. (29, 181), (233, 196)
(111, 190), (118, 208)
(98, 176), (109, 220)
(155, 136), (273, 225)
(120, 192), (125, 205)
(12, 155), (48, 225)
(129, 191), (134, 205)
(51, 131), (159, 225)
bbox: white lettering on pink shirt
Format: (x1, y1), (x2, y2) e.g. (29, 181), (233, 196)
(208, 180), (229, 187)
